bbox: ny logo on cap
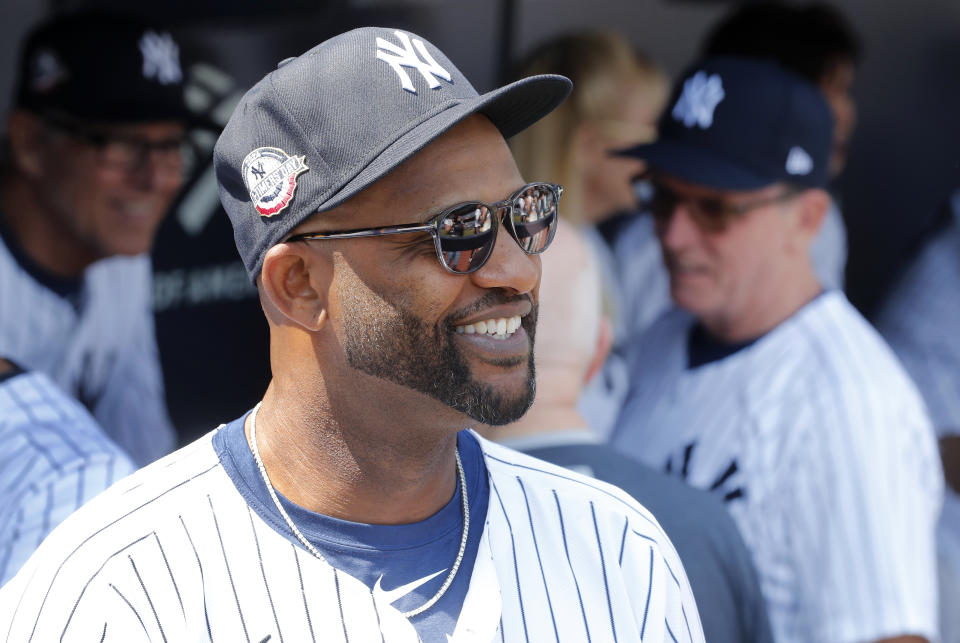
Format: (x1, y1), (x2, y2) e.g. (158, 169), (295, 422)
(139, 31), (182, 85)
(376, 31), (452, 94)
(672, 71), (725, 130)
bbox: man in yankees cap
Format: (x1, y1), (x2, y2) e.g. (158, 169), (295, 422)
(611, 56), (941, 643)
(0, 11), (193, 466)
(0, 28), (704, 642)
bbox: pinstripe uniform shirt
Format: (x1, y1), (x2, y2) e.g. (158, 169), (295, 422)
(612, 291), (942, 643)
(875, 189), (960, 642)
(0, 226), (175, 466)
(0, 418), (704, 642)
(0, 369), (135, 585)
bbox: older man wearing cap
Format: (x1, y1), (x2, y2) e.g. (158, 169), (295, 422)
(611, 57), (941, 643)
(0, 28), (703, 643)
(0, 12), (193, 465)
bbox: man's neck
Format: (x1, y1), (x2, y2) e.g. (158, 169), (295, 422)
(247, 378), (462, 525)
(700, 269), (822, 343)
(1, 172), (98, 277)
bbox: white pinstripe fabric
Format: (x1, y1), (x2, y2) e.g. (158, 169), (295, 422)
(0, 429), (704, 643)
(0, 371), (135, 585)
(612, 291), (942, 643)
(0, 236), (175, 465)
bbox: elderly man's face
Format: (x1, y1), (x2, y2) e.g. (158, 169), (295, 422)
(303, 115), (541, 425)
(35, 118), (185, 260)
(653, 174), (804, 331)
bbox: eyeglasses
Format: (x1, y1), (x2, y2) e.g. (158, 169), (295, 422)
(636, 176), (804, 232)
(43, 114), (186, 172)
(286, 182), (562, 274)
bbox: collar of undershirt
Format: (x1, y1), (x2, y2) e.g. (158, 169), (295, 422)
(0, 210), (84, 299)
(213, 412), (487, 551)
(686, 323), (762, 369)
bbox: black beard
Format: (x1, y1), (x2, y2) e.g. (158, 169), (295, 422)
(343, 290), (537, 426)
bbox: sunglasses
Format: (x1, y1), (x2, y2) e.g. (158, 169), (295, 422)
(635, 176), (803, 232)
(286, 182), (562, 274)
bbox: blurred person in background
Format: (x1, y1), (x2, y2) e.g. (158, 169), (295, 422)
(509, 31), (671, 436)
(875, 187), (960, 642)
(0, 12), (196, 465)
(612, 57), (941, 643)
(0, 356), (134, 585)
(702, 0), (861, 291)
(481, 223), (774, 643)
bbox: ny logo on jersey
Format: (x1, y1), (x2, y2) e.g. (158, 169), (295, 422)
(665, 441), (745, 503)
(376, 31), (452, 94)
(139, 31), (183, 85)
(671, 71), (725, 129)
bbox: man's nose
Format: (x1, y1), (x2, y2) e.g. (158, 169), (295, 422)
(468, 222), (540, 296)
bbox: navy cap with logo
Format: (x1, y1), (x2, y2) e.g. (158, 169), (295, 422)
(213, 27), (572, 281)
(619, 56), (834, 191)
(14, 11), (194, 125)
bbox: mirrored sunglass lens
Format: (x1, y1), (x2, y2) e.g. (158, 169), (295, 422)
(437, 204), (496, 273)
(510, 184), (558, 253)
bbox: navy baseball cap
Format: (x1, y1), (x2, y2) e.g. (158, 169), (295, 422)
(618, 56), (833, 190)
(14, 11), (195, 125)
(214, 27), (572, 281)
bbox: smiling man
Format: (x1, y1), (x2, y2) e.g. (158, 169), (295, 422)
(0, 12), (191, 465)
(611, 57), (941, 643)
(0, 28), (703, 643)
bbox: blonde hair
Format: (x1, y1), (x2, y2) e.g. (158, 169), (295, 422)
(510, 31), (667, 224)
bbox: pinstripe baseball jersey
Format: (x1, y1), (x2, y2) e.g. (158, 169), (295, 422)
(875, 189), (960, 643)
(0, 224), (176, 465)
(0, 413), (704, 642)
(612, 290), (942, 643)
(0, 368), (135, 585)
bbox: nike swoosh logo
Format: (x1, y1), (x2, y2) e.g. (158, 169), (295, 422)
(372, 569), (446, 605)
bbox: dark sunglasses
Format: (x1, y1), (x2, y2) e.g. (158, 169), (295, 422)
(635, 176), (804, 232)
(286, 182), (562, 274)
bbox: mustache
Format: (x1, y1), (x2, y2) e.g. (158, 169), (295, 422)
(445, 289), (535, 329)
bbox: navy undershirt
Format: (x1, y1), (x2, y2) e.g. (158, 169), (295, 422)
(213, 413), (489, 642)
(0, 211), (84, 301)
(687, 323), (760, 369)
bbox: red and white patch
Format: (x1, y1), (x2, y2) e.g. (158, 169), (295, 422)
(241, 147), (308, 218)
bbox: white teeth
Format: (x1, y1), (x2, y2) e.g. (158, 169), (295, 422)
(455, 315), (522, 339)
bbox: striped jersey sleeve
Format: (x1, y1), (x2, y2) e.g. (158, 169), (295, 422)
(480, 437), (705, 643)
(0, 235), (176, 466)
(0, 371), (136, 585)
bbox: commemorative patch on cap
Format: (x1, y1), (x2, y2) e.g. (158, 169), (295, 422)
(241, 147), (309, 218)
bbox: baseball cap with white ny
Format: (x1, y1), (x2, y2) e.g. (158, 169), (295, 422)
(214, 27), (572, 281)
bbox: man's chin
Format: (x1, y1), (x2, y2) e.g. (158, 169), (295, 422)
(455, 375), (536, 427)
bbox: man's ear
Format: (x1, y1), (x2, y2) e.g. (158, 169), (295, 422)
(260, 242), (330, 331)
(7, 111), (49, 178)
(794, 188), (830, 241)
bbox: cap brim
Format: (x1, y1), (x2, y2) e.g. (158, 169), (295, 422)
(311, 74), (572, 214)
(617, 139), (776, 191)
